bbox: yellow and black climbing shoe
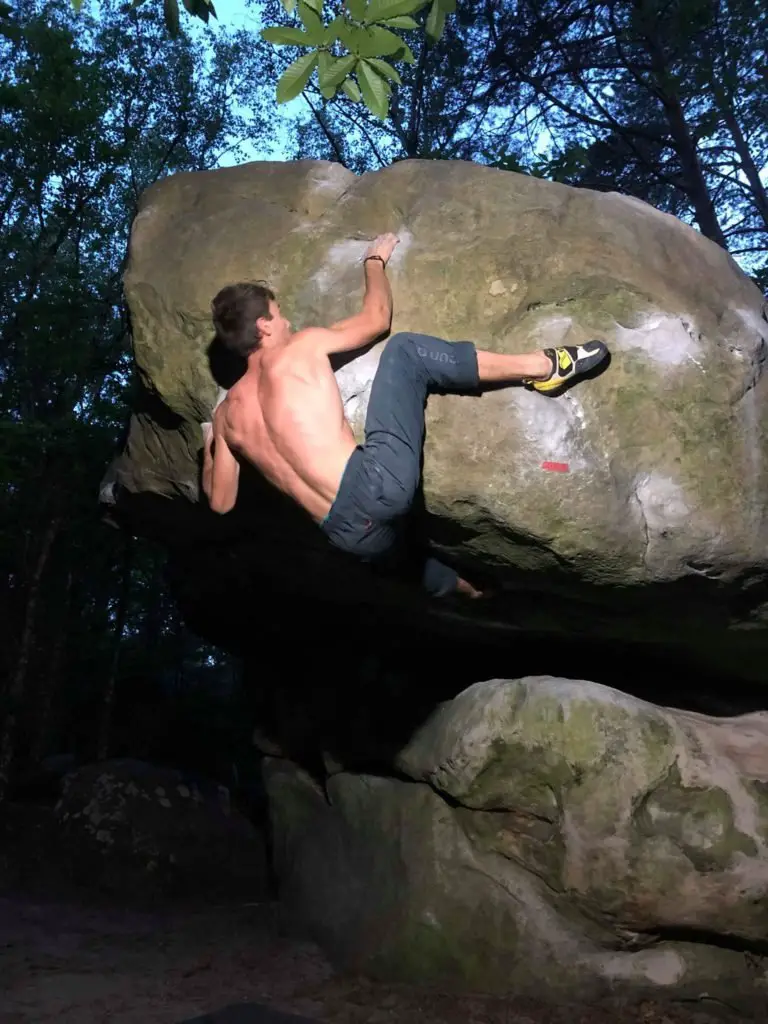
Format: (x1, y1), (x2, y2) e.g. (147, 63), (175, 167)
(525, 341), (609, 395)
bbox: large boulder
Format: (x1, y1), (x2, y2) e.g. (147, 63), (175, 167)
(54, 759), (268, 901)
(101, 158), (768, 681)
(265, 676), (768, 1013)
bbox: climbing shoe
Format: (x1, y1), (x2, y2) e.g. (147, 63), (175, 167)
(525, 341), (609, 395)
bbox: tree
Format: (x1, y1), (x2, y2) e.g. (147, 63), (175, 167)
(0, 0), (265, 797)
(481, 0), (767, 283)
(277, 0), (500, 169)
(259, 0), (456, 120)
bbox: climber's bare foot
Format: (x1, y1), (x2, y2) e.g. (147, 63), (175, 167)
(456, 574), (483, 599)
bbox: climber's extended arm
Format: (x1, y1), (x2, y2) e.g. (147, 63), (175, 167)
(295, 234), (398, 356)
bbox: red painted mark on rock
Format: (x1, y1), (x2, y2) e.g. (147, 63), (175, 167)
(541, 461), (570, 473)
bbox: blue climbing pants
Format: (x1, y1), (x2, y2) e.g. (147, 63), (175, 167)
(319, 332), (480, 597)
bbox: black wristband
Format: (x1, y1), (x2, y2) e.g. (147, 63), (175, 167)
(363, 255), (385, 265)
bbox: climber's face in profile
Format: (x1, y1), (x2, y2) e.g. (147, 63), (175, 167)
(257, 299), (292, 349)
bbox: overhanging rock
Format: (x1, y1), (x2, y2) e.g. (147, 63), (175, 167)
(102, 158), (768, 681)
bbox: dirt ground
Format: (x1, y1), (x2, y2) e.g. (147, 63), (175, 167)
(0, 894), (737, 1024)
(0, 804), (743, 1024)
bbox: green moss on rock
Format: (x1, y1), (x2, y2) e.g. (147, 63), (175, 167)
(637, 762), (758, 871)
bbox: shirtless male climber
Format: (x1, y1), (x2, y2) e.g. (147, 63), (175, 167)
(202, 233), (608, 599)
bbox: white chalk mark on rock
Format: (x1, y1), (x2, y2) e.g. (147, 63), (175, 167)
(612, 314), (703, 366)
(530, 315), (573, 347)
(311, 228), (413, 294)
(733, 305), (768, 344)
(311, 239), (368, 293)
(631, 472), (692, 569)
(511, 388), (589, 469)
(488, 279), (518, 297)
(634, 472), (690, 532)
(386, 227), (413, 269)
(307, 162), (354, 195)
(334, 345), (381, 429)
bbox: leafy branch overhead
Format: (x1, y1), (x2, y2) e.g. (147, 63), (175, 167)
(67, 0), (451, 119)
(262, 0), (453, 118)
(69, 0), (451, 119)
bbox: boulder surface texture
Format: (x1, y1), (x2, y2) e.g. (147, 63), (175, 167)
(102, 158), (768, 679)
(266, 676), (768, 1012)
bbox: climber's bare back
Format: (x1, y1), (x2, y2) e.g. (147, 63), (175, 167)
(202, 233), (396, 518)
(215, 336), (357, 522)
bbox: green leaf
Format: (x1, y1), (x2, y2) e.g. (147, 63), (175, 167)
(163, 0), (181, 36)
(276, 50), (319, 103)
(357, 59), (389, 118)
(345, 0), (367, 20)
(365, 57), (401, 84)
(324, 14), (345, 42)
(336, 20), (362, 52)
(394, 40), (415, 62)
(425, 0), (445, 40)
(358, 25), (409, 56)
(318, 53), (357, 88)
(341, 78), (362, 101)
(382, 15), (419, 28)
(70, 0), (84, 11)
(297, 2), (326, 43)
(317, 49), (337, 96)
(301, 0), (323, 13)
(280, 0), (297, 11)
(261, 25), (315, 45)
(362, 59), (391, 93)
(339, 22), (405, 56)
(365, 0), (429, 22)
(182, 0), (210, 22)
(437, 0), (456, 11)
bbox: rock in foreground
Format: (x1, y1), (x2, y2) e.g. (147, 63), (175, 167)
(55, 759), (268, 901)
(266, 676), (768, 1013)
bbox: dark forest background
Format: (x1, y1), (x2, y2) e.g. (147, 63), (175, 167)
(1, 0), (766, 804)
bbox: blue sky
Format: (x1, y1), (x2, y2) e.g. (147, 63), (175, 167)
(197, 0), (304, 166)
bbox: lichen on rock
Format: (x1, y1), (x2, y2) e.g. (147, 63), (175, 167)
(267, 676), (768, 1011)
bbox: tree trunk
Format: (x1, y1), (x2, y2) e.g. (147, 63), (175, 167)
(720, 107), (768, 232)
(30, 570), (73, 764)
(96, 537), (133, 762)
(0, 518), (60, 803)
(405, 39), (431, 157)
(174, 612), (187, 692)
(141, 567), (164, 658)
(661, 91), (729, 248)
(638, 8), (729, 248)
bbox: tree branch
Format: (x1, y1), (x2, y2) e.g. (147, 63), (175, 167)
(303, 93), (349, 167)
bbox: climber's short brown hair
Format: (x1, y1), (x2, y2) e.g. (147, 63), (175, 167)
(211, 281), (275, 358)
